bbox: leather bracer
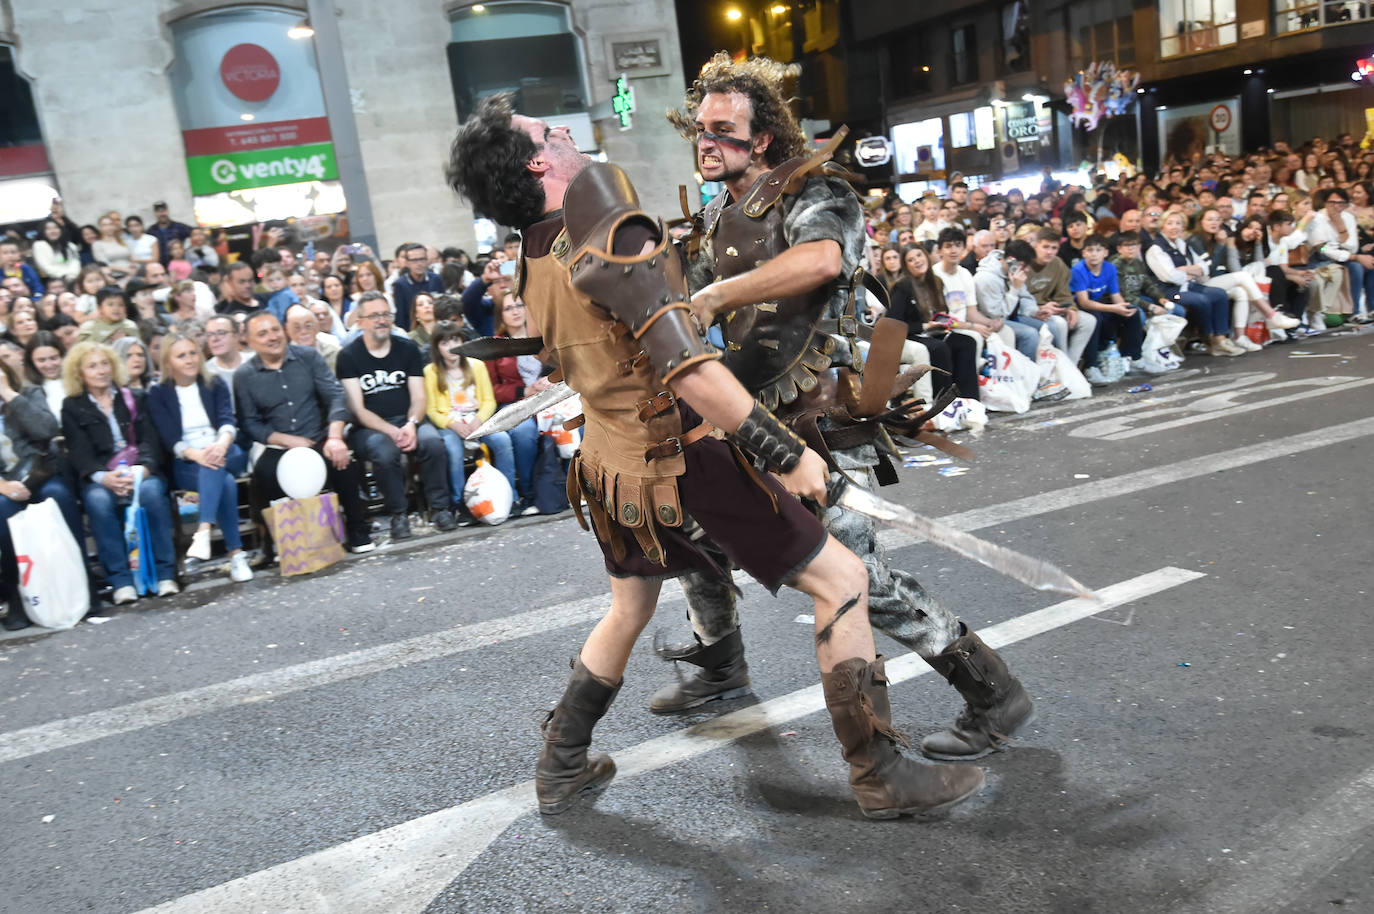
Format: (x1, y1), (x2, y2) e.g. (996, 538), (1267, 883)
(730, 403), (806, 473)
(564, 163), (720, 384)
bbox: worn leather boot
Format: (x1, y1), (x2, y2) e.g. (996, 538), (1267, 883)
(649, 628), (750, 714)
(536, 658), (621, 815)
(920, 624), (1036, 761)
(822, 656), (985, 820)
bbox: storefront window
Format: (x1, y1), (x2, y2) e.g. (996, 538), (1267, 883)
(168, 6), (346, 227)
(0, 44), (58, 225)
(1159, 0), (1237, 58)
(1274, 0), (1372, 34)
(892, 117), (946, 179)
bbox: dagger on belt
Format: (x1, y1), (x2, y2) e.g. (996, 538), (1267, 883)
(459, 340), (1093, 599)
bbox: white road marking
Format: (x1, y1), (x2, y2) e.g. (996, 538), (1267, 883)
(1178, 764), (1374, 914)
(6, 416), (1374, 764)
(878, 413), (1374, 551)
(1006, 370), (1274, 427)
(132, 567), (1204, 914)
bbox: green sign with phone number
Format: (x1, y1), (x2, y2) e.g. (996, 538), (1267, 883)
(185, 142), (338, 196)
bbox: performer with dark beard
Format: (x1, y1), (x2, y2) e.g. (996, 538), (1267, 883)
(653, 53), (1036, 764)
(446, 94), (984, 819)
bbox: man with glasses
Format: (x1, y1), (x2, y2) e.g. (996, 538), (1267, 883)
(336, 291), (459, 538)
(1139, 207), (1165, 253)
(390, 242), (444, 332)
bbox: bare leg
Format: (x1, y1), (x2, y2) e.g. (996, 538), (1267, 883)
(581, 575), (662, 682)
(788, 535), (875, 671)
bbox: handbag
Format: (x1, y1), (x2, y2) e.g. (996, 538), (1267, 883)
(13, 443), (58, 490)
(105, 387), (141, 471)
(263, 493), (346, 576)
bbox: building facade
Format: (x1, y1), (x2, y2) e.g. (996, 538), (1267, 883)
(0, 0), (693, 252)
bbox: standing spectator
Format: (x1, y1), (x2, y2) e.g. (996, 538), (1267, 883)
(0, 358), (84, 629)
(124, 216), (160, 269)
(336, 294), (458, 538)
(148, 333), (252, 583)
(0, 238), (43, 297)
(147, 202), (191, 266)
(234, 311), (375, 553)
(32, 219), (81, 285)
(214, 262), (258, 315)
(77, 287), (139, 344)
(390, 243), (443, 332)
(425, 320), (519, 523)
(461, 257), (511, 337)
(61, 341), (180, 604)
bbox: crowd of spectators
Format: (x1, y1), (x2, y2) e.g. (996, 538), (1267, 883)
(862, 132), (1372, 398)
(0, 202), (548, 630)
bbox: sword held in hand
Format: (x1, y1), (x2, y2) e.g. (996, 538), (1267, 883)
(468, 381), (578, 438)
(832, 481), (1096, 600)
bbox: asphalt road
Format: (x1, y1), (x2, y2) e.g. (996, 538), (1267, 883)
(3, 326), (1373, 914)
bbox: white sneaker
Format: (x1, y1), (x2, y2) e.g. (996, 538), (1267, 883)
(156, 579), (180, 597)
(1266, 313), (1300, 330)
(112, 585), (138, 605)
(1084, 366), (1110, 386)
(186, 529), (212, 562)
(228, 552), (254, 583)
(1233, 335), (1262, 352)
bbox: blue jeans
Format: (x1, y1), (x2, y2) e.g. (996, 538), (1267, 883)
(1175, 285), (1230, 335)
(508, 417), (539, 499)
(0, 477), (86, 609)
(1093, 309), (1146, 360)
(1004, 316), (1041, 360)
(439, 427), (517, 501)
(171, 444), (246, 551)
(82, 474), (177, 588)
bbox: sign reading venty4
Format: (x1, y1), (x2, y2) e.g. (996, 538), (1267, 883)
(186, 142), (338, 195)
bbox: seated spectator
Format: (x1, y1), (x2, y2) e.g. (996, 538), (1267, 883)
(426, 320), (521, 523)
(112, 336), (153, 390)
(0, 358), (85, 629)
(164, 280), (203, 328)
(1059, 212), (1088, 266)
(1146, 212), (1241, 357)
(336, 299), (458, 539)
(0, 340), (22, 376)
(972, 245), (1041, 361)
(77, 286), (139, 344)
(410, 292), (437, 351)
(959, 230), (996, 274)
(234, 311), (375, 554)
(214, 262), (258, 316)
(1306, 187), (1374, 322)
(886, 244), (981, 400)
(484, 291), (545, 515)
(0, 237), (44, 298)
(32, 219), (81, 285)
(932, 228), (1001, 353)
(1024, 229), (1097, 366)
(6, 309), (39, 350)
(308, 298), (347, 339)
(912, 197), (948, 245)
(1110, 231), (1184, 321)
(461, 257), (512, 338)
(1253, 211), (1315, 320)
(91, 215), (133, 279)
(72, 265), (105, 318)
(283, 304), (340, 372)
(61, 341), (180, 604)
(165, 239), (193, 282)
(147, 333), (252, 583)
(348, 261), (392, 328)
(185, 227), (220, 272)
(1189, 208), (1298, 348)
(876, 245), (904, 291)
(262, 266), (297, 321)
(24, 331), (67, 420)
(203, 315), (246, 408)
(1071, 234), (1142, 381)
(124, 216), (159, 268)
(391, 243), (444, 332)
(319, 273), (352, 331)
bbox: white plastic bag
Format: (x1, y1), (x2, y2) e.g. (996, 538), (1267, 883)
(930, 397), (987, 434)
(978, 333), (1037, 413)
(7, 499), (89, 629)
(463, 461), (514, 525)
(1037, 343), (1093, 399)
(1146, 313), (1188, 348)
(537, 393), (583, 460)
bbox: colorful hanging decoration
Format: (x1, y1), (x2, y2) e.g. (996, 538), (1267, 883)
(1064, 61), (1140, 132)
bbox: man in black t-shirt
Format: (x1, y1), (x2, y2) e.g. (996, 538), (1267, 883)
(336, 291), (458, 538)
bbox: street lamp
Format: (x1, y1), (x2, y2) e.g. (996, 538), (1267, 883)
(726, 7), (742, 20)
(287, 19), (314, 39)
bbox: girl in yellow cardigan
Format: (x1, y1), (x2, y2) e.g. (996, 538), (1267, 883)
(424, 321), (518, 507)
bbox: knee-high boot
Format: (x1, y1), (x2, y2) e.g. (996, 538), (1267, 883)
(822, 656), (985, 819)
(536, 658), (621, 815)
(920, 623), (1036, 760)
(649, 627), (751, 713)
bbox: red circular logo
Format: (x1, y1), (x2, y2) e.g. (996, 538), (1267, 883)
(220, 44), (280, 103)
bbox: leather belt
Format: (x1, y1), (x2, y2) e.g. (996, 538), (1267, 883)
(636, 389), (676, 422)
(644, 421), (714, 462)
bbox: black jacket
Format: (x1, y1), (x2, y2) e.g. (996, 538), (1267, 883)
(0, 387), (62, 481)
(60, 387), (162, 482)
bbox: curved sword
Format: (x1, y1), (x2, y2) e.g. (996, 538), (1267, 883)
(468, 381), (577, 438)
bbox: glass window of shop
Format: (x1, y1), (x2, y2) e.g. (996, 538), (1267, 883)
(447, 2), (588, 123)
(893, 118), (946, 181)
(1067, 0), (1134, 69)
(1159, 0), (1237, 58)
(0, 45), (59, 226)
(1274, 0), (1372, 34)
(167, 6), (346, 228)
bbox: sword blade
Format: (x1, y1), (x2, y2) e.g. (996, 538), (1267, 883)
(835, 484), (1095, 599)
(454, 336), (545, 360)
(468, 381), (577, 437)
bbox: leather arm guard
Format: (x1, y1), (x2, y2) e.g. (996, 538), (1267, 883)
(730, 403), (806, 473)
(564, 164), (720, 385)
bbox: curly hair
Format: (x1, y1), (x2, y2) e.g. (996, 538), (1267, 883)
(446, 94), (546, 229)
(667, 52), (806, 167)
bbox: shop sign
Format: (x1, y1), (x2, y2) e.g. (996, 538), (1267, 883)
(1005, 103), (1039, 141)
(220, 44), (281, 102)
(855, 136), (893, 167)
(185, 142), (338, 195)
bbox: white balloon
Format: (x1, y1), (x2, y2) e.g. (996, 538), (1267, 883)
(277, 446), (328, 500)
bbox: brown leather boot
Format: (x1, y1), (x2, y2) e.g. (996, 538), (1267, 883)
(536, 658), (621, 815)
(920, 624), (1036, 761)
(649, 628), (751, 713)
(822, 656), (985, 819)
